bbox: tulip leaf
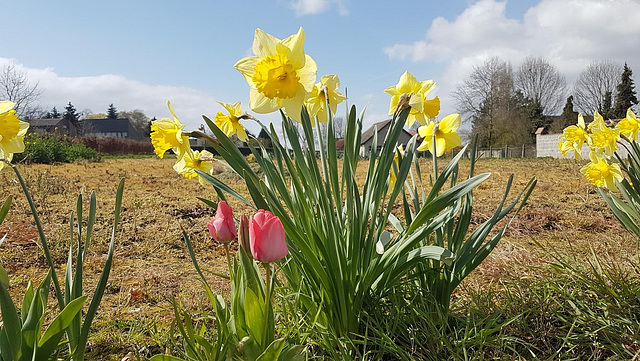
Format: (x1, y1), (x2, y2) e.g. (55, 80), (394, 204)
(196, 197), (218, 211)
(0, 264), (8, 288)
(244, 287), (265, 346)
(0, 195), (11, 225)
(0, 279), (21, 360)
(256, 338), (286, 361)
(149, 356), (187, 361)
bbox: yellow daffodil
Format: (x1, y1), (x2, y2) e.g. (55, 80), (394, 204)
(215, 101), (248, 142)
(150, 101), (190, 159)
(0, 101), (29, 171)
(384, 72), (439, 127)
(234, 28), (317, 123)
(305, 74), (346, 125)
(558, 113), (589, 160)
(580, 151), (623, 190)
(616, 108), (639, 140)
(408, 80), (440, 126)
(588, 111), (619, 157)
(173, 149), (215, 186)
(416, 113), (462, 157)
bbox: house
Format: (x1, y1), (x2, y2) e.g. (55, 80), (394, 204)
(27, 118), (78, 136)
(82, 118), (140, 139)
(359, 119), (414, 157)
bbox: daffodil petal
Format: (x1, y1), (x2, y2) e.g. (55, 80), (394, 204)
(281, 27), (305, 69)
(298, 55), (317, 92)
(281, 85), (307, 123)
(236, 125), (248, 142)
(435, 137), (447, 157)
(253, 28), (279, 57)
(0, 101), (15, 114)
(249, 88), (279, 114)
(442, 131), (461, 150)
(234, 56), (260, 85)
(439, 113), (461, 133)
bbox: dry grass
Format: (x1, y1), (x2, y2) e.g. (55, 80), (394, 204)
(0, 156), (638, 358)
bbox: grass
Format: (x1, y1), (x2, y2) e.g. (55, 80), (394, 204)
(1, 156), (639, 359)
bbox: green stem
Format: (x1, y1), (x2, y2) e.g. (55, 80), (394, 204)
(223, 243), (233, 279)
(432, 129), (438, 180)
(263, 262), (272, 347)
(9, 162), (65, 310)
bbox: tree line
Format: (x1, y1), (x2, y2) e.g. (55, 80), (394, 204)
(0, 65), (153, 139)
(452, 57), (638, 147)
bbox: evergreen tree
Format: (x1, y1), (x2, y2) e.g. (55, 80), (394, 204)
(600, 91), (613, 119)
(552, 96), (578, 132)
(107, 103), (118, 119)
(51, 106), (60, 118)
(613, 63), (638, 118)
(63, 102), (82, 134)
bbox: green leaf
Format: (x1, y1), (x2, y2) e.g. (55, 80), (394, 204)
(196, 197), (218, 210)
(195, 169), (255, 209)
(75, 178), (125, 360)
(407, 173), (490, 234)
(244, 287), (265, 347)
(0, 195), (11, 224)
(0, 280), (21, 360)
(12, 166), (65, 310)
(149, 356), (187, 361)
(0, 264), (8, 288)
(38, 296), (87, 358)
(256, 338), (286, 361)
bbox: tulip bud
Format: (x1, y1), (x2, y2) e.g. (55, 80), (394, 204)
(249, 209), (288, 263)
(207, 201), (237, 243)
(238, 214), (251, 255)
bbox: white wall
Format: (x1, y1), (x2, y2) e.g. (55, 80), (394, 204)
(536, 133), (628, 159)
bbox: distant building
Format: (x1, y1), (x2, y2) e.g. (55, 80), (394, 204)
(359, 119), (414, 157)
(27, 118), (78, 136)
(82, 118), (141, 139)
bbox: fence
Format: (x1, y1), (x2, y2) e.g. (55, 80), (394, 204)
(429, 144), (536, 159)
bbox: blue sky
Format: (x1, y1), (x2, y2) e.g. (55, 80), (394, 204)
(3, 0), (640, 135)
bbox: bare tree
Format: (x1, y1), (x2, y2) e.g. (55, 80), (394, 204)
(333, 117), (345, 139)
(451, 57), (514, 146)
(0, 64), (42, 118)
(573, 60), (623, 115)
(515, 56), (567, 115)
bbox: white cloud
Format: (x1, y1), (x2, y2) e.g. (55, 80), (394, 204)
(290, 0), (348, 16)
(384, 0), (640, 113)
(0, 58), (217, 130)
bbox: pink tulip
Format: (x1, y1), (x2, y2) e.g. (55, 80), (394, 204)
(249, 209), (288, 263)
(207, 201), (237, 243)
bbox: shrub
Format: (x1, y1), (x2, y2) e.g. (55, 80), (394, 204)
(14, 133), (99, 164)
(77, 136), (154, 155)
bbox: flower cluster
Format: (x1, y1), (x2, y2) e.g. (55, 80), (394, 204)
(151, 28), (349, 178)
(207, 201), (288, 263)
(150, 101), (216, 185)
(385, 71), (461, 157)
(231, 27), (346, 129)
(0, 101), (29, 170)
(558, 109), (640, 189)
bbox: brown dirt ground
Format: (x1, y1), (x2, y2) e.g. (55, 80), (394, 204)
(0, 156), (637, 357)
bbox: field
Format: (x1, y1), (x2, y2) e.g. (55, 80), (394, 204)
(1, 156), (639, 359)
